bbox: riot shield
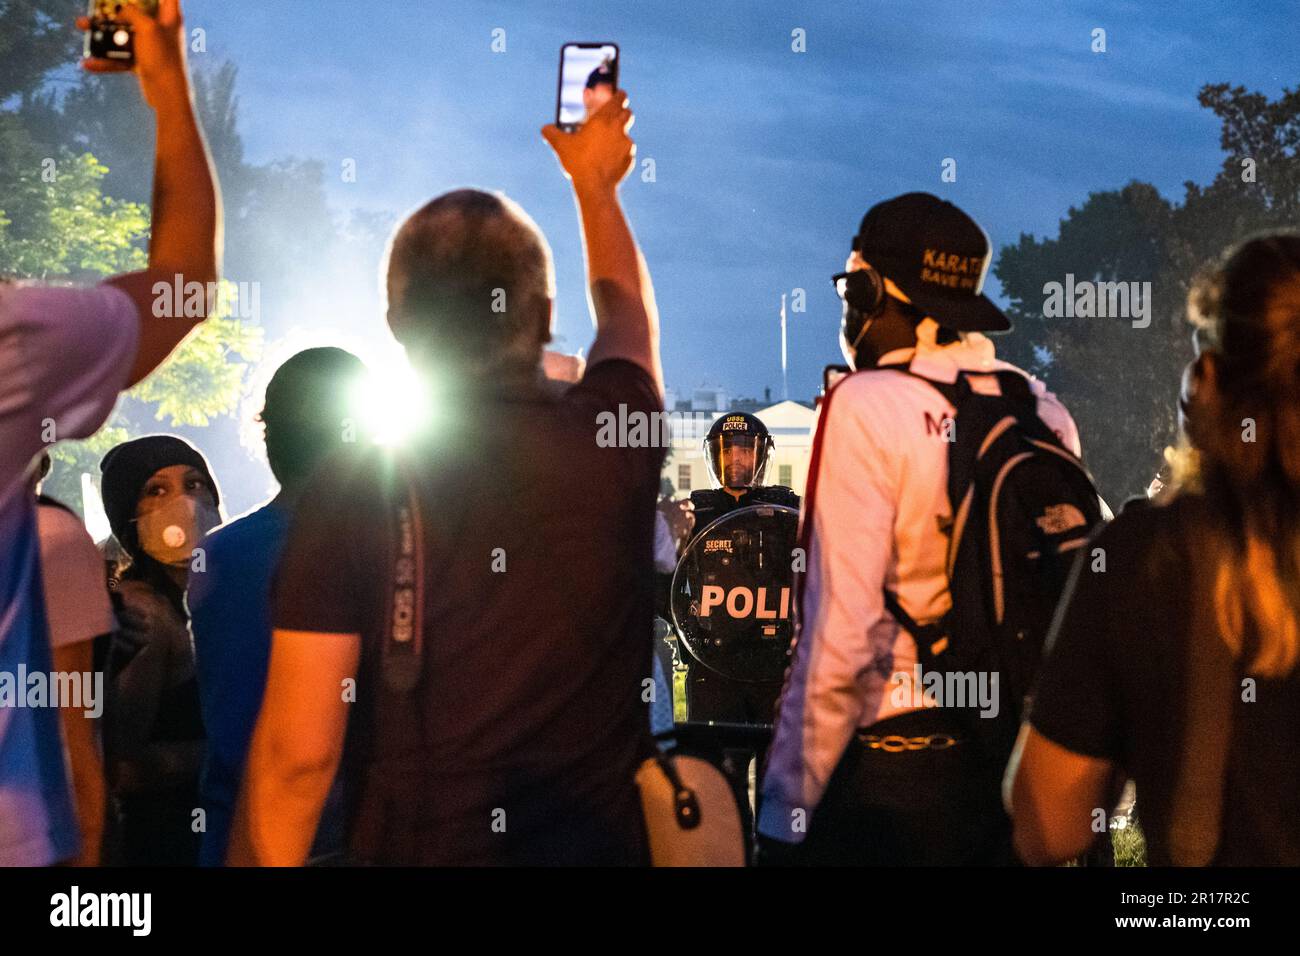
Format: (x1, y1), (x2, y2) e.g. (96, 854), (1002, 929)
(670, 504), (799, 684)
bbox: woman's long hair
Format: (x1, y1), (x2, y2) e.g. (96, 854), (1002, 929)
(1174, 232), (1300, 677)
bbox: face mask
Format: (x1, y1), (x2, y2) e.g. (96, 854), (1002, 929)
(136, 496), (220, 567)
(840, 305), (881, 370)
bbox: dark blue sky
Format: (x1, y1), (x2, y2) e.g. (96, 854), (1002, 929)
(185, 0), (1300, 402)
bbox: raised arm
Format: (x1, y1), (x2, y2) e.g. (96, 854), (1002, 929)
(542, 92), (662, 394)
(81, 0), (222, 386)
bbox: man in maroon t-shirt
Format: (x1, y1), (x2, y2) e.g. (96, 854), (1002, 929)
(229, 92), (665, 866)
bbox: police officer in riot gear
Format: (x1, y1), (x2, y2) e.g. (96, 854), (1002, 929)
(690, 412), (799, 541)
(680, 411), (799, 724)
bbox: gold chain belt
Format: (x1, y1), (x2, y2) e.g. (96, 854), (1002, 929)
(856, 732), (961, 752)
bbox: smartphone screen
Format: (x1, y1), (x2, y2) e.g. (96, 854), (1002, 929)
(555, 43), (619, 132)
(85, 0), (160, 63)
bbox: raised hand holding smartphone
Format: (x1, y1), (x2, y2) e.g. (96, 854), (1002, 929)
(84, 0), (158, 66)
(542, 92), (636, 194)
(80, 0), (189, 110)
(76, 0), (223, 385)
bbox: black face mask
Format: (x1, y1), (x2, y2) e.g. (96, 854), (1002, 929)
(842, 297), (934, 371)
(833, 267), (883, 372)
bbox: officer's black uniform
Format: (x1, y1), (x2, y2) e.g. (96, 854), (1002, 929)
(689, 484), (801, 542)
(680, 413), (800, 726)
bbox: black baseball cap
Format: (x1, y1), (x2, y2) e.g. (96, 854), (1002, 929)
(852, 192), (1010, 333)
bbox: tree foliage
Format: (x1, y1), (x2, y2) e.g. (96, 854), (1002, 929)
(130, 304), (265, 427)
(0, 140), (149, 278)
(994, 83), (1300, 506)
(0, 6), (266, 516)
(0, 0), (84, 103)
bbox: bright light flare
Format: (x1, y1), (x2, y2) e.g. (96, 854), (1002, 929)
(348, 352), (434, 447)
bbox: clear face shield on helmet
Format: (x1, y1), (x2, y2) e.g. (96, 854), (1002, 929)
(705, 433), (771, 491)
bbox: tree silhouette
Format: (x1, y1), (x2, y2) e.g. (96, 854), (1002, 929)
(994, 83), (1300, 506)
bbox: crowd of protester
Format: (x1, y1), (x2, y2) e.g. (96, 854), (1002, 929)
(1, 0), (1297, 867)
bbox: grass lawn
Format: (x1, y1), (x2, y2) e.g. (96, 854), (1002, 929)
(1113, 815), (1148, 867)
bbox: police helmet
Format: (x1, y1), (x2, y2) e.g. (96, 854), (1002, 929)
(704, 412), (774, 490)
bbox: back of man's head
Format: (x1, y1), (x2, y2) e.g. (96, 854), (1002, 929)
(385, 189), (555, 381)
(261, 347), (368, 489)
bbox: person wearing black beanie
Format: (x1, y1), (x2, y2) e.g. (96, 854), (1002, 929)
(100, 434), (221, 562)
(98, 434), (223, 867)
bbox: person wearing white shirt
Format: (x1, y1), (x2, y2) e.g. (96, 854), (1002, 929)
(758, 193), (1083, 865)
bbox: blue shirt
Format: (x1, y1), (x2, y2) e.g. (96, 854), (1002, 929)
(189, 495), (348, 865)
(189, 499), (291, 866)
(0, 506), (80, 866)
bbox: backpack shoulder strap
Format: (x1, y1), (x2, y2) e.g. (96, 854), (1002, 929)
(883, 589), (951, 661)
(875, 361), (967, 409)
(380, 454), (425, 695)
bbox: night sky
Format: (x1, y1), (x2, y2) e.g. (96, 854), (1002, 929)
(180, 0), (1300, 403)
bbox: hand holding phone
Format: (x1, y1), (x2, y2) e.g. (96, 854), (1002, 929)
(542, 90), (635, 193)
(83, 0), (159, 65)
(79, 0), (189, 110)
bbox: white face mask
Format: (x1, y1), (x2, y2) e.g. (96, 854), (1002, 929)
(136, 496), (221, 567)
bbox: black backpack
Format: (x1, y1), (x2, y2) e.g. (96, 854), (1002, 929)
(879, 368), (1104, 757)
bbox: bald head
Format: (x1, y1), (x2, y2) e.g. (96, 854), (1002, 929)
(385, 189), (555, 378)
